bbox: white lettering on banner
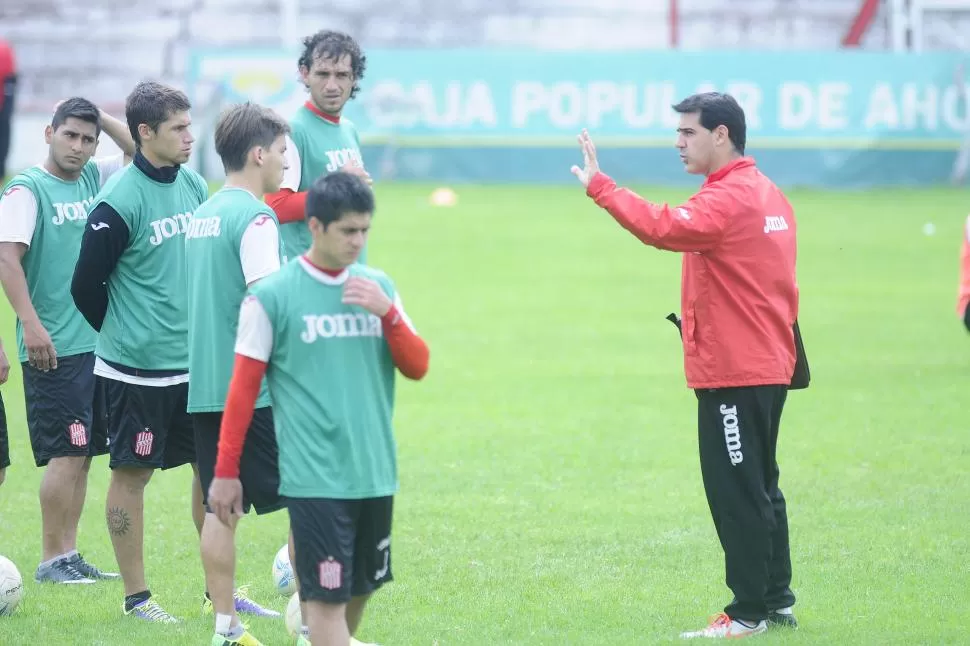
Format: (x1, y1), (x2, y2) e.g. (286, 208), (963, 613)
(863, 83), (900, 130)
(366, 80), (497, 128)
(901, 84), (938, 130)
(300, 313), (382, 343)
(779, 82), (851, 131)
(51, 199), (94, 226)
(148, 212), (192, 246)
(512, 81), (761, 130)
(942, 86), (970, 131)
(779, 82), (813, 130)
(818, 82), (851, 130)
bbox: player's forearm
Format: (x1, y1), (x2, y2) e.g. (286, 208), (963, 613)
(586, 172), (723, 252)
(382, 305), (430, 380)
(266, 189), (308, 224)
(214, 354), (267, 478)
(586, 172), (676, 247)
(99, 109), (136, 159)
(0, 253), (41, 327)
(71, 204), (129, 331)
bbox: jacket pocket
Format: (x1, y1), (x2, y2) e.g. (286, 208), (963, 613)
(682, 306), (698, 355)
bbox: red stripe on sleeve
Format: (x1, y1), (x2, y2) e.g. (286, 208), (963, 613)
(381, 305), (430, 380)
(214, 354), (268, 478)
(266, 188), (308, 224)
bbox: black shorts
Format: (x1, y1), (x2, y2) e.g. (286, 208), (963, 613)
(22, 352), (109, 467)
(288, 496), (394, 604)
(193, 407), (283, 515)
(963, 303), (970, 333)
(105, 379), (195, 470)
(0, 392), (9, 469)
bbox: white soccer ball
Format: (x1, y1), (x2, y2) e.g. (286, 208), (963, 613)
(0, 555), (23, 616)
(272, 544), (296, 596)
(285, 591), (302, 637)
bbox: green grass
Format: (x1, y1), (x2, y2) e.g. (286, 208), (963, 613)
(1, 181), (969, 644)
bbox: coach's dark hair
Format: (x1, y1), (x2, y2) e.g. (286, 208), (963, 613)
(298, 30), (367, 100)
(306, 171), (374, 228)
(214, 102), (290, 173)
(52, 97), (101, 136)
(673, 92), (746, 154)
(125, 80), (191, 147)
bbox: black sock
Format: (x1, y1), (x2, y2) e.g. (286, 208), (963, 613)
(124, 590), (151, 612)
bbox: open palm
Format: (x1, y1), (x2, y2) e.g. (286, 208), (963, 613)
(570, 129), (601, 187)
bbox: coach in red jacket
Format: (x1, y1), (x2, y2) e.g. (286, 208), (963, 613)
(573, 92), (799, 640)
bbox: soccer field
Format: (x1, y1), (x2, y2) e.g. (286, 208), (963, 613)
(0, 182), (968, 645)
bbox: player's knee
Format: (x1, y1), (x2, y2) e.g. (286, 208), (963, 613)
(47, 454), (88, 477)
(112, 465), (154, 490)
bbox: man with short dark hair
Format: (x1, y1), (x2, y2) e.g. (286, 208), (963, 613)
(572, 91), (800, 639)
(209, 171), (430, 646)
(0, 96), (134, 584)
(187, 101), (291, 646)
(71, 80), (209, 622)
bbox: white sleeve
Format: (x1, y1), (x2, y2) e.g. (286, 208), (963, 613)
(393, 291), (417, 333)
(280, 135), (302, 191)
(240, 214), (282, 285)
(0, 185), (39, 246)
(234, 295), (274, 362)
(94, 154), (126, 188)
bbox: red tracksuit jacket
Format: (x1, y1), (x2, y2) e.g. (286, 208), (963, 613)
(587, 157), (798, 389)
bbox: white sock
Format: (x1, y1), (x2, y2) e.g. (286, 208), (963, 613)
(215, 613), (233, 635)
(774, 606), (793, 615)
(301, 625), (310, 637)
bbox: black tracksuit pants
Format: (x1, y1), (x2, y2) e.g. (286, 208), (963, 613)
(696, 385), (796, 623)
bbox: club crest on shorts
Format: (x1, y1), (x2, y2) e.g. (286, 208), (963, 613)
(68, 420), (87, 447)
(134, 427), (154, 457)
(319, 557), (342, 590)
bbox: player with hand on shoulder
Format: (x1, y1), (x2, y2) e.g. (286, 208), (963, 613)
(0, 97), (134, 584)
(186, 101), (291, 646)
(71, 81), (209, 623)
(266, 30), (372, 264)
(209, 172), (429, 646)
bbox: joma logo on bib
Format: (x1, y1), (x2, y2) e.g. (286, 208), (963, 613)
(300, 313), (382, 343)
(324, 148), (364, 173)
(52, 199), (94, 225)
(185, 216), (221, 240)
(149, 212), (193, 246)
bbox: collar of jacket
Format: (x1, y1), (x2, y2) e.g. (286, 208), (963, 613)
(704, 156), (755, 185)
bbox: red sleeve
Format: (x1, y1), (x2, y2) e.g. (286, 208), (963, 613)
(586, 172), (729, 252)
(214, 354), (268, 478)
(381, 305), (429, 380)
(266, 188), (308, 225)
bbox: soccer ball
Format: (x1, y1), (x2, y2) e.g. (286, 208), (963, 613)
(0, 555), (23, 616)
(272, 544), (296, 596)
(284, 591), (302, 637)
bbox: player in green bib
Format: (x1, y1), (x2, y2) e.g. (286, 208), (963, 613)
(208, 172), (429, 646)
(266, 30), (373, 264)
(187, 102), (291, 646)
(0, 97), (134, 584)
(71, 81), (207, 624)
